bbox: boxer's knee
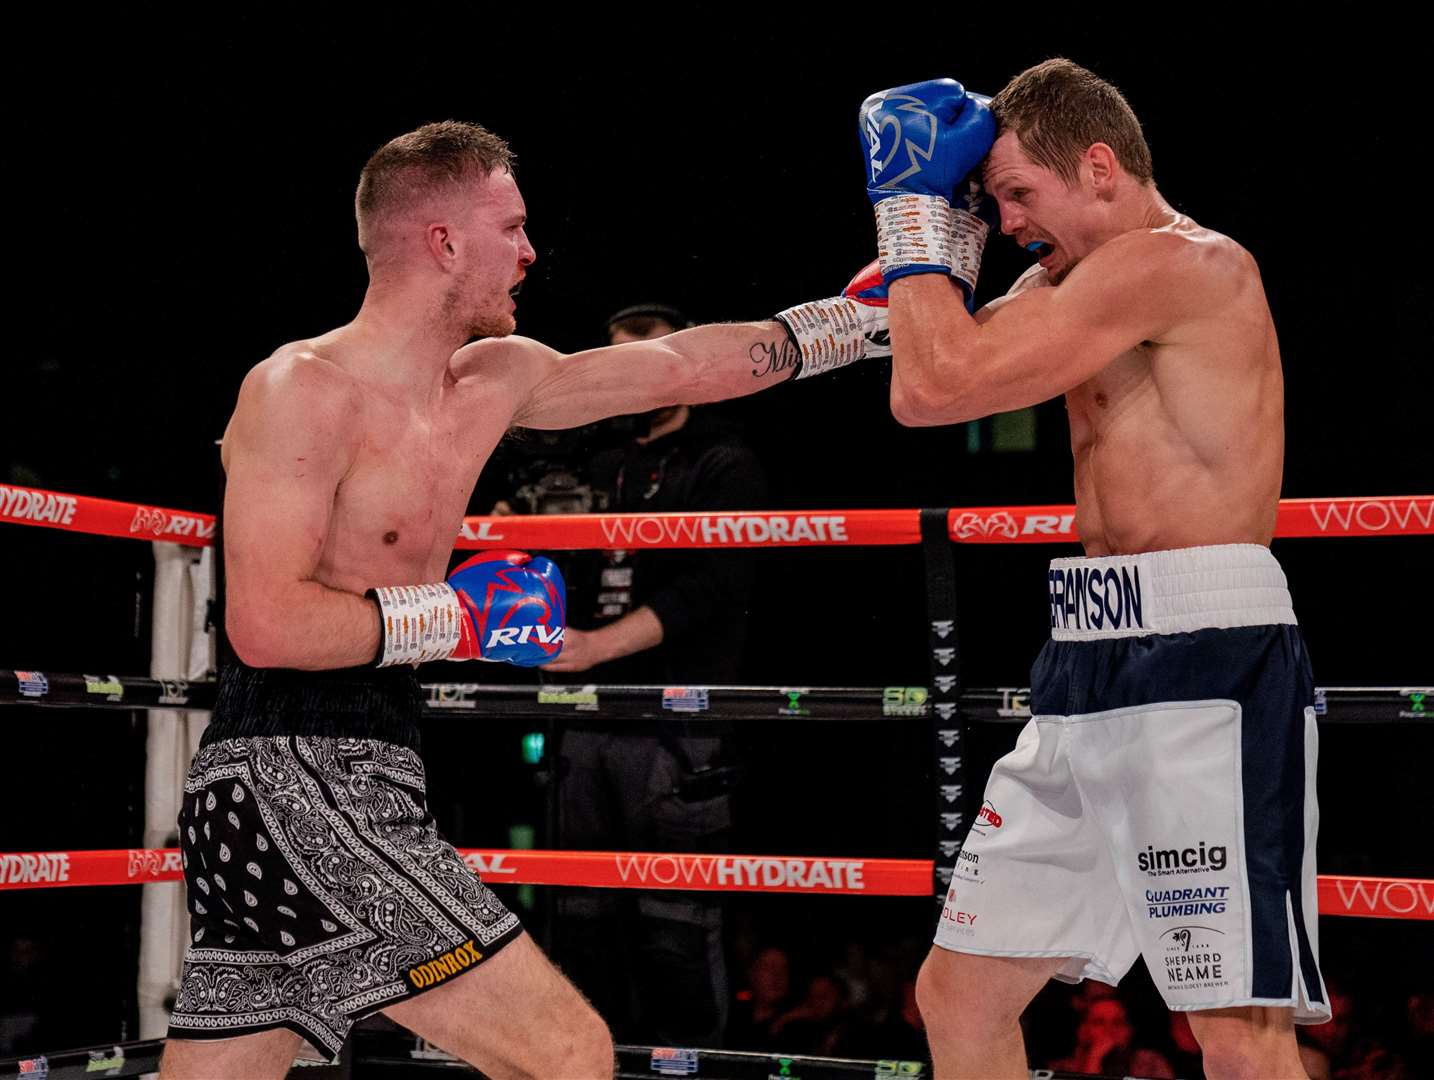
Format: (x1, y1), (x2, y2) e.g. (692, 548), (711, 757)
(917, 948), (1062, 1040)
(1187, 1006), (1303, 1079)
(917, 950), (1008, 1037)
(550, 1004), (614, 1078)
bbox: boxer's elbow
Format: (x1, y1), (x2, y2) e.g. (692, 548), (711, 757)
(890, 369), (972, 427)
(226, 604), (286, 668)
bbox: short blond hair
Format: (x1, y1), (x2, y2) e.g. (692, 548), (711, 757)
(990, 59), (1153, 186)
(355, 120), (514, 249)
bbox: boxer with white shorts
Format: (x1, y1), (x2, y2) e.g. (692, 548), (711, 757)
(936, 545), (1323, 1021)
(848, 59), (1327, 1078)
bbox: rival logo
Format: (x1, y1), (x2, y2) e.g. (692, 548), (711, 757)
(865, 93), (939, 189)
(127, 850), (182, 878)
(485, 624), (564, 648)
(129, 506), (215, 540)
(951, 511), (1018, 539)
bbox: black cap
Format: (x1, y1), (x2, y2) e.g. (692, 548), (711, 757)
(605, 303), (694, 334)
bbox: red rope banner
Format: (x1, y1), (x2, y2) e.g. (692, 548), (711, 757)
(3, 849), (1430, 919)
(0, 484), (216, 547)
(3, 485), (1430, 551)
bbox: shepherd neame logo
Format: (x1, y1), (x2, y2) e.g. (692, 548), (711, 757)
(1137, 841), (1227, 877)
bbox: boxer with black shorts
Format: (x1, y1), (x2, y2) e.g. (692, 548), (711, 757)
(159, 121), (886, 1079)
(850, 62), (1325, 1078)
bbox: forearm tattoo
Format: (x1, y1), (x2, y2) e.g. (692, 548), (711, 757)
(749, 336), (802, 380)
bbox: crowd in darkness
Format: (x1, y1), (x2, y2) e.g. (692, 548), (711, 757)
(714, 917), (1434, 1077)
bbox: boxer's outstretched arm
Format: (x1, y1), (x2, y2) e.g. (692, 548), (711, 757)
(495, 322), (800, 430)
(888, 227), (1215, 426)
(223, 355), (381, 669)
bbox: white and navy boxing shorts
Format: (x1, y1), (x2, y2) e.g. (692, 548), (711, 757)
(934, 544), (1329, 1021)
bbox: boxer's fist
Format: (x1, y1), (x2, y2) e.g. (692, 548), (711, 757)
(861, 80), (995, 204)
(775, 260), (891, 378)
(861, 81), (996, 282)
(447, 551), (566, 665)
(841, 259), (891, 356)
(369, 551), (566, 667)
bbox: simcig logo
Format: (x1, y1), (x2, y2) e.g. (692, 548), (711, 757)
(1138, 841), (1227, 875)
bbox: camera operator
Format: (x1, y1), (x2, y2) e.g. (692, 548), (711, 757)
(541, 303), (768, 1048)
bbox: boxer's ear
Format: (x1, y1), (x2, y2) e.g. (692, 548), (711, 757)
(1086, 143), (1119, 195)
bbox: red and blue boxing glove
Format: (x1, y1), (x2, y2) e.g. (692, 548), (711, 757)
(369, 551), (566, 668)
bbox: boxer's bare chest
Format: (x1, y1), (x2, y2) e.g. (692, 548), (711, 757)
(318, 386), (513, 586)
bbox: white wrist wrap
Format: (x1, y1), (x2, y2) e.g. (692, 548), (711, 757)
(875, 193), (953, 278)
(948, 206), (991, 298)
(776, 297), (867, 379)
(371, 583), (464, 667)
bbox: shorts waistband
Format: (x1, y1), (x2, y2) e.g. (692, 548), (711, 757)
(203, 660), (424, 750)
(1047, 544), (1295, 641)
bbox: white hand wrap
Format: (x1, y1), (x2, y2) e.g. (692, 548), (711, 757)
(875, 193), (953, 278)
(948, 180), (992, 298)
(776, 296), (887, 379)
(370, 583), (464, 667)
(875, 188), (991, 298)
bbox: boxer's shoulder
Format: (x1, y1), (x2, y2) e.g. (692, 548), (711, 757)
(1099, 215), (1254, 291)
(240, 341), (363, 412)
(449, 335), (566, 420)
(228, 343), (363, 448)
(450, 334), (555, 381)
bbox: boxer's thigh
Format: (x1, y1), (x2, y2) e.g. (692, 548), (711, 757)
(384, 931), (613, 1079)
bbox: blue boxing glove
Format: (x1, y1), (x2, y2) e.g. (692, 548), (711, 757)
(859, 80), (996, 289)
(369, 550), (566, 667)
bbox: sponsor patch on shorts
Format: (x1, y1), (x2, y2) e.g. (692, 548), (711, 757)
(405, 939), (484, 990)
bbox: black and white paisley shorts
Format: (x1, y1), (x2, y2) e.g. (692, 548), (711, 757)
(166, 736), (523, 1059)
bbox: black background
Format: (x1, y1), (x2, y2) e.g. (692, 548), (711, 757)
(2, 8), (1430, 1061)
